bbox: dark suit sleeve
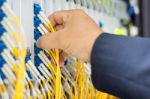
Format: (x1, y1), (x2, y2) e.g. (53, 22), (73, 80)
(91, 33), (150, 99)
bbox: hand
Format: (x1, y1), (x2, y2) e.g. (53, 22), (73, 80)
(37, 9), (103, 62)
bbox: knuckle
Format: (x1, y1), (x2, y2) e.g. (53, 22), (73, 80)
(49, 12), (58, 18)
(52, 12), (58, 17)
(51, 11), (61, 18)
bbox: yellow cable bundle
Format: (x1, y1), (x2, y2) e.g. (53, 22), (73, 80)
(46, 21), (118, 99)
(75, 61), (90, 99)
(73, 60), (118, 99)
(45, 21), (62, 99)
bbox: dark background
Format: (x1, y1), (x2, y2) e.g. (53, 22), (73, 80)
(140, 0), (150, 37)
(123, 0), (150, 37)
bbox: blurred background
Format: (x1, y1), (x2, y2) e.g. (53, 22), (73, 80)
(123, 0), (150, 37)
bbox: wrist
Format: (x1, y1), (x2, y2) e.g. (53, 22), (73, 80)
(87, 28), (103, 62)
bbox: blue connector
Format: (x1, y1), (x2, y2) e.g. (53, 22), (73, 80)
(0, 0), (5, 7)
(0, 70), (6, 80)
(34, 56), (42, 67)
(34, 3), (41, 15)
(128, 6), (135, 15)
(34, 16), (42, 28)
(0, 55), (6, 68)
(64, 60), (68, 66)
(0, 40), (6, 53)
(25, 55), (31, 63)
(0, 10), (5, 21)
(0, 24), (6, 36)
(0, 56), (6, 80)
(26, 70), (32, 79)
(99, 21), (103, 28)
(34, 29), (41, 41)
(34, 44), (42, 55)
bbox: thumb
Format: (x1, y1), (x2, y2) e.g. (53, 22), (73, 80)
(37, 30), (64, 49)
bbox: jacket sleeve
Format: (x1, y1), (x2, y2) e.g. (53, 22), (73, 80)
(91, 33), (150, 99)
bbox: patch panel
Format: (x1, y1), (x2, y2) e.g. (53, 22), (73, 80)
(0, 0), (131, 99)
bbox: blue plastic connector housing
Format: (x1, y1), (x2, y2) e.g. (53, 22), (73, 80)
(0, 55), (5, 68)
(34, 29), (41, 41)
(0, 0), (5, 7)
(0, 40), (6, 53)
(25, 55), (31, 63)
(128, 6), (135, 15)
(34, 56), (42, 67)
(0, 24), (6, 36)
(34, 16), (42, 28)
(26, 70), (32, 79)
(0, 70), (6, 80)
(99, 21), (103, 28)
(34, 44), (42, 54)
(34, 3), (41, 15)
(0, 10), (5, 21)
(64, 60), (68, 66)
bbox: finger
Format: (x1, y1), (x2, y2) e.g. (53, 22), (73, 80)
(55, 25), (64, 31)
(48, 11), (68, 26)
(37, 29), (65, 49)
(59, 52), (65, 67)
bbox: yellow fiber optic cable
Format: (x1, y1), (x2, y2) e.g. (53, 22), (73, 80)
(35, 10), (62, 99)
(41, 18), (62, 99)
(35, 4), (119, 99)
